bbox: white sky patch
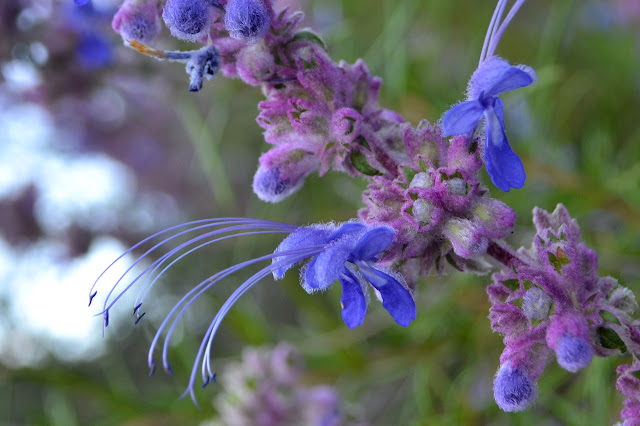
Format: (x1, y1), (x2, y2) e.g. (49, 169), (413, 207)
(34, 153), (136, 233)
(0, 100), (179, 367)
(0, 236), (145, 366)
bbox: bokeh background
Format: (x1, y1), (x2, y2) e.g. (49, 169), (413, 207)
(1, 0), (639, 424)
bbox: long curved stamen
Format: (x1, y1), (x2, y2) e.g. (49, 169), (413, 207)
(181, 253), (319, 405)
(131, 226), (294, 315)
(90, 218), (246, 301)
(486, 0), (528, 58)
(147, 246), (323, 380)
(96, 219), (296, 318)
(480, 0), (508, 64)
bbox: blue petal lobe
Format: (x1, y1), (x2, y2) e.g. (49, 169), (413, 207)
(304, 240), (352, 290)
(350, 226), (395, 262)
(484, 100), (526, 192)
(484, 66), (535, 98)
(328, 222), (367, 242)
(358, 262), (416, 327)
(74, 0), (91, 5)
(273, 226), (333, 279)
(442, 100), (485, 137)
(339, 270), (367, 328)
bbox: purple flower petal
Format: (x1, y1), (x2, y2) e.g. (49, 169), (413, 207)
(339, 270), (367, 329)
(350, 226), (394, 262)
(484, 98), (525, 192)
(468, 57), (535, 99)
(484, 66), (535, 98)
(328, 222), (367, 242)
(272, 226), (333, 279)
(304, 240), (353, 291)
(357, 262), (415, 327)
(442, 99), (485, 137)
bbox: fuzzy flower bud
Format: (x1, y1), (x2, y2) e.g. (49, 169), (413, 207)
(555, 335), (594, 373)
(236, 42), (275, 85)
(546, 314), (593, 372)
(162, 0), (211, 42)
(609, 285), (639, 316)
(443, 218), (489, 259)
(521, 287), (552, 321)
(112, 0), (161, 43)
(253, 166), (302, 203)
(493, 364), (538, 412)
(253, 146), (317, 202)
(224, 0), (271, 43)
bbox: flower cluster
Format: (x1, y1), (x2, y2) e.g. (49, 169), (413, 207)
(488, 204), (639, 412)
(207, 343), (353, 426)
(86, 0), (640, 422)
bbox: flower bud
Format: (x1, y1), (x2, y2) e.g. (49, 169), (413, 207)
(253, 146), (317, 203)
(224, 0), (271, 43)
(555, 335), (594, 372)
(162, 0), (210, 42)
(443, 218), (488, 259)
(546, 313), (593, 372)
(236, 42), (275, 85)
(522, 287), (552, 321)
(493, 363), (537, 412)
(112, 0), (161, 43)
(609, 286), (639, 316)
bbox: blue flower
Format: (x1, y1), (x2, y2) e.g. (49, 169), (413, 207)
(274, 222), (416, 328)
(90, 218), (414, 405)
(442, 57), (536, 192)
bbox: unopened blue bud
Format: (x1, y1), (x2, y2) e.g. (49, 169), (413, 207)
(556, 335), (593, 372)
(162, 0), (210, 42)
(253, 166), (303, 203)
(224, 0), (271, 43)
(494, 364), (537, 412)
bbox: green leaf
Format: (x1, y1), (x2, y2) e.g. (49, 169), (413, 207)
(290, 30), (326, 50)
(351, 151), (383, 176)
(502, 279), (520, 291)
(597, 327), (627, 352)
(402, 167), (417, 183)
(548, 250), (570, 273)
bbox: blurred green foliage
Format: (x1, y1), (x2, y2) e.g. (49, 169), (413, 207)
(3, 0), (640, 424)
